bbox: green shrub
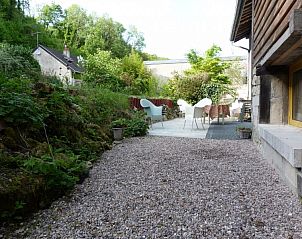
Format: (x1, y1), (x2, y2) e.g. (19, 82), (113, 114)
(0, 43), (40, 78)
(23, 152), (87, 192)
(111, 118), (128, 128)
(83, 50), (124, 91)
(123, 117), (149, 137)
(111, 111), (149, 137)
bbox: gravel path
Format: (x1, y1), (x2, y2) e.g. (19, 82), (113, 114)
(1, 137), (302, 238)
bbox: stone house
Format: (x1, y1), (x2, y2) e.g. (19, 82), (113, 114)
(33, 44), (83, 85)
(231, 0), (302, 197)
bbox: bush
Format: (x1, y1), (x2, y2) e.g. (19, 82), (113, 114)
(110, 111), (149, 138)
(0, 43), (40, 78)
(83, 50), (124, 91)
(0, 73), (132, 221)
(123, 111), (149, 137)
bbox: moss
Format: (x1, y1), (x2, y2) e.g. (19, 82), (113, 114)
(2, 127), (20, 150)
(0, 167), (45, 220)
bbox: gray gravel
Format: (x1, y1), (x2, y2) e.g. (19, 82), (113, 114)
(1, 137), (302, 238)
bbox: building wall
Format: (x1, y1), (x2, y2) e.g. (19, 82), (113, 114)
(33, 47), (73, 84)
(145, 61), (191, 85)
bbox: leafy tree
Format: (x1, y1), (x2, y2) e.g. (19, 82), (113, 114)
(83, 15), (130, 58)
(224, 57), (247, 86)
(125, 25), (145, 52)
(186, 45), (231, 84)
(62, 4), (93, 49)
(164, 45), (235, 104)
(121, 50), (158, 95)
(0, 0), (36, 47)
(83, 50), (124, 90)
(37, 3), (64, 30)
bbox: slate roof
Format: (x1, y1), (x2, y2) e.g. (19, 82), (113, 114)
(38, 44), (83, 73)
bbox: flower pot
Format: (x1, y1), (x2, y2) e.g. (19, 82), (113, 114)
(238, 129), (251, 139)
(112, 127), (123, 141)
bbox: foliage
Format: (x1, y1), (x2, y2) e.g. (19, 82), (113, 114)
(83, 15), (131, 58)
(186, 45), (231, 84)
(0, 43), (40, 77)
(224, 57), (247, 86)
(83, 50), (124, 90)
(111, 111), (149, 137)
(37, 3), (64, 30)
(62, 4), (93, 50)
(123, 111), (149, 137)
(121, 50), (159, 96)
(0, 70), (131, 220)
(164, 45), (235, 104)
(126, 25), (146, 52)
(0, 91), (46, 127)
(23, 152), (87, 191)
(111, 118), (128, 128)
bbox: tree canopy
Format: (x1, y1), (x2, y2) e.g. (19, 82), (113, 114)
(164, 45), (235, 104)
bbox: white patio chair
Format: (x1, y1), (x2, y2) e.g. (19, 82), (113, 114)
(183, 98), (212, 129)
(195, 98), (212, 124)
(177, 99), (192, 117)
(140, 99), (164, 127)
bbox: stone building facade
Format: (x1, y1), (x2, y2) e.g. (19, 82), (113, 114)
(231, 0), (302, 197)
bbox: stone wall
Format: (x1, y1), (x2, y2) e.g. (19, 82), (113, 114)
(251, 68), (261, 143)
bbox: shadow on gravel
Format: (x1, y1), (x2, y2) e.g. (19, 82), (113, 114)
(205, 120), (252, 140)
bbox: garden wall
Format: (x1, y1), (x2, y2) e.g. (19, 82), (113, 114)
(129, 97), (174, 110)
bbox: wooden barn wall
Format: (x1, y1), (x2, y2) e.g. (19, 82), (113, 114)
(252, 0), (302, 66)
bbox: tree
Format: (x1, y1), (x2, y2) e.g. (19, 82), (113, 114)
(186, 45), (231, 84)
(224, 58), (247, 86)
(37, 3), (64, 30)
(61, 4), (93, 49)
(82, 15), (130, 58)
(0, 0), (46, 48)
(164, 45), (235, 104)
(121, 50), (158, 95)
(83, 50), (123, 90)
(125, 25), (145, 52)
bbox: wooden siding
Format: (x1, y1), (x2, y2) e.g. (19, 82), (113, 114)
(253, 0), (302, 65)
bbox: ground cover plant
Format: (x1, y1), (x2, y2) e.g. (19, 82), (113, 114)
(0, 44), (150, 221)
(0, 1), (163, 222)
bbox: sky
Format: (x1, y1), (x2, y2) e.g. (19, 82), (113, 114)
(29, 0), (249, 59)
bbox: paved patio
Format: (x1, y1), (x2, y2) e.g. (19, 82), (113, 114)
(148, 117), (252, 140)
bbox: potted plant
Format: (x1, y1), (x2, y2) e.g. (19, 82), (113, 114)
(236, 126), (252, 139)
(111, 119), (128, 141)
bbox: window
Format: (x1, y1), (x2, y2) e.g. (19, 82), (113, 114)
(289, 61), (302, 127)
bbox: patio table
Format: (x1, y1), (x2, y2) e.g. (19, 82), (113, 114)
(205, 104), (230, 125)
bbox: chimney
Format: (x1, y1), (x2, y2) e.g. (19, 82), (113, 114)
(63, 44), (70, 58)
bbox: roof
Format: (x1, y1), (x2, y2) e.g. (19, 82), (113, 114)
(230, 0), (252, 42)
(144, 59), (189, 65)
(37, 44), (83, 73)
(144, 56), (247, 65)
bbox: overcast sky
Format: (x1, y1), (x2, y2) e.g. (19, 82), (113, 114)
(29, 0), (249, 59)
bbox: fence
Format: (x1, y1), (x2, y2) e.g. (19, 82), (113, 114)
(129, 97), (174, 110)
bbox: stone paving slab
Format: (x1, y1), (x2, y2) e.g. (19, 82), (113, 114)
(148, 117), (252, 140)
